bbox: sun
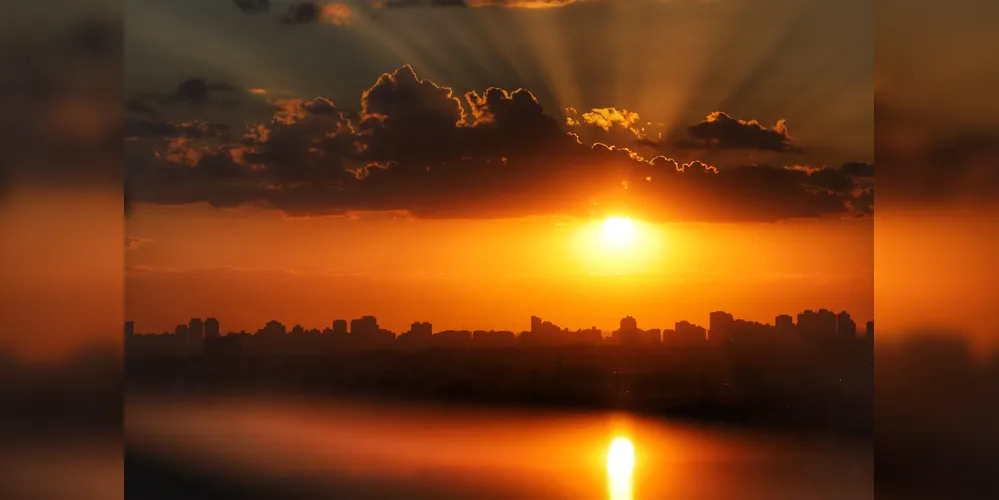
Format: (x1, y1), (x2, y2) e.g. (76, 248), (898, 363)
(602, 217), (636, 247)
(607, 437), (635, 476)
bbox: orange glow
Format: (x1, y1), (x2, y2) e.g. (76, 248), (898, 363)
(607, 437), (635, 476)
(319, 4), (352, 26)
(126, 204), (873, 337)
(602, 217), (636, 248)
(607, 437), (635, 500)
(572, 217), (667, 275)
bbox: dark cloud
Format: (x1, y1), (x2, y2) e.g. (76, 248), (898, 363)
(377, 0), (469, 7)
(124, 119), (231, 140)
(174, 77), (239, 104)
(849, 187), (874, 215)
(126, 65), (873, 222)
(375, 0), (575, 7)
(233, 0), (270, 14)
(464, 87), (565, 156)
(124, 97), (156, 116)
(232, 0), (352, 25)
(124, 77), (257, 122)
(839, 161), (874, 178)
(676, 111), (801, 153)
(241, 96), (357, 183)
(359, 64), (466, 163)
(806, 166), (854, 194)
(284, 2), (323, 23)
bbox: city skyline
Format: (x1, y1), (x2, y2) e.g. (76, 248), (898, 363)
(125, 307), (874, 343)
(123, 0), (873, 356)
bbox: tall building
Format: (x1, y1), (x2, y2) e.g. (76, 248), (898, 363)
(351, 316), (379, 337)
(471, 330), (516, 348)
(530, 316), (543, 333)
(675, 321), (707, 343)
(258, 320), (287, 338)
(175, 324), (189, 338)
(816, 309), (837, 337)
(204, 318), (220, 339)
(775, 314), (794, 330)
(836, 311), (857, 339)
(576, 327), (603, 345)
(645, 328), (662, 345)
(399, 321), (433, 348)
(709, 311), (735, 343)
(797, 310), (817, 334)
(124, 321), (135, 338)
(865, 321), (874, 340)
(410, 322), (432, 336)
(332, 319), (348, 336)
(188, 318), (204, 341)
(620, 316), (638, 331)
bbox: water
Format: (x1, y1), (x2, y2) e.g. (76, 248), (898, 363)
(126, 395), (872, 499)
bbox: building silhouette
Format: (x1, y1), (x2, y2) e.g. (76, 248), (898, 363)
(577, 327), (603, 345)
(126, 307), (873, 359)
(204, 318), (220, 339)
(614, 316), (660, 346)
(188, 318), (204, 341)
(436, 329), (472, 348)
(837, 311), (857, 339)
(257, 320), (286, 338)
(332, 319), (348, 336)
(674, 321), (707, 344)
(399, 321), (433, 348)
(471, 329), (516, 348)
(709, 311), (735, 344)
(351, 316), (379, 337)
(775, 314), (794, 331)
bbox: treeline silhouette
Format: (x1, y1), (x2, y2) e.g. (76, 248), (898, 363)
(126, 310), (874, 436)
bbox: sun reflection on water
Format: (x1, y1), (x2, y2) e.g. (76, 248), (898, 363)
(607, 437), (635, 500)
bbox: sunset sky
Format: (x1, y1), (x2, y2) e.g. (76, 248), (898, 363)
(122, 0), (874, 335)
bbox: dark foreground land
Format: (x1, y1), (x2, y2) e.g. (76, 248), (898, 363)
(126, 341), (873, 437)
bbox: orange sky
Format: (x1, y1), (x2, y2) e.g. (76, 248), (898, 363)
(125, 202), (873, 335)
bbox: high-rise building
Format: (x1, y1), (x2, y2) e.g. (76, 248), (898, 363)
(836, 311), (857, 339)
(816, 309), (837, 337)
(775, 314), (794, 330)
(865, 321), (874, 340)
(125, 321), (135, 338)
(332, 320), (348, 336)
(351, 316), (379, 337)
(188, 318), (204, 341)
(620, 316), (638, 331)
(258, 320), (286, 338)
(204, 318), (220, 339)
(645, 328), (662, 345)
(399, 321), (433, 348)
(471, 330), (516, 348)
(797, 310), (817, 334)
(530, 316), (543, 333)
(709, 311), (735, 343)
(410, 322), (432, 336)
(675, 321), (707, 342)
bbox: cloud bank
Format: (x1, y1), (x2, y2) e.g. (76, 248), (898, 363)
(125, 65), (874, 222)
